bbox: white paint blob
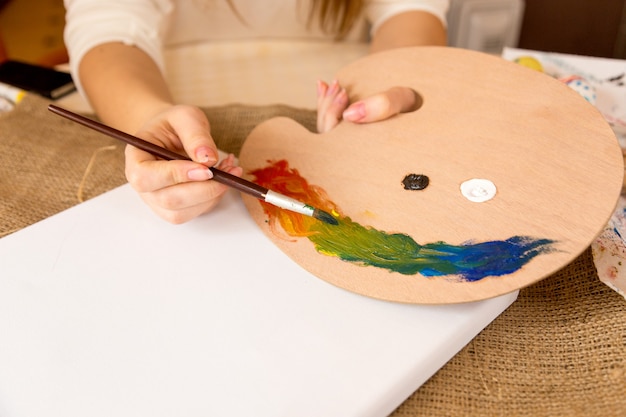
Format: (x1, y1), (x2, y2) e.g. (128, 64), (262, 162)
(460, 179), (497, 202)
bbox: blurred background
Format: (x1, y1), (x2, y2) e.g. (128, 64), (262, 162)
(0, 0), (625, 67)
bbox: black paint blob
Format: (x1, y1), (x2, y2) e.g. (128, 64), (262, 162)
(402, 173), (429, 190)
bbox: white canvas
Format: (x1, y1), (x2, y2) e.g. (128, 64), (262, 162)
(0, 185), (517, 417)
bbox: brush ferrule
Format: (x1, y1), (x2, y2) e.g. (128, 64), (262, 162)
(264, 190), (314, 217)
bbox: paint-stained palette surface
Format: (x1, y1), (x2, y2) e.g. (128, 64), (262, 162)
(239, 47), (623, 304)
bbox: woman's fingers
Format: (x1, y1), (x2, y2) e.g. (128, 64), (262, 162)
(343, 86), (418, 124)
(133, 154), (243, 224)
(165, 105), (219, 164)
(317, 79), (349, 133)
(124, 145), (212, 192)
(317, 82), (419, 132)
(123, 104), (243, 223)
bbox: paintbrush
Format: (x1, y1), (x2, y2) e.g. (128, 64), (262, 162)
(48, 104), (338, 225)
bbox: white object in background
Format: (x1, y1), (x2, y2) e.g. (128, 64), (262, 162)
(0, 185), (518, 417)
(448, 0), (525, 54)
(502, 47), (626, 299)
(592, 195), (626, 300)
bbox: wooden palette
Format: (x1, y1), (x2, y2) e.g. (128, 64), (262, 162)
(238, 47), (623, 304)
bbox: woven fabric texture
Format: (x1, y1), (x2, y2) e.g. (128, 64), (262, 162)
(1, 95), (625, 416)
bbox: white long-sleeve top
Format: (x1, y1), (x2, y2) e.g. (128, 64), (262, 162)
(64, 0), (449, 94)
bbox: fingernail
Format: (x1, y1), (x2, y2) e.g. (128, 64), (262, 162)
(317, 80), (324, 97)
(343, 102), (366, 122)
(195, 146), (216, 164)
(334, 88), (347, 104)
(188, 168), (213, 181)
(327, 79), (339, 96)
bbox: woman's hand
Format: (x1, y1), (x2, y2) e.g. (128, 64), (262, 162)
(125, 105), (243, 224)
(317, 80), (419, 133)
(316, 7), (445, 134)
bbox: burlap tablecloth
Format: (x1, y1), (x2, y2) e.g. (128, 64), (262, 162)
(1, 95), (625, 416)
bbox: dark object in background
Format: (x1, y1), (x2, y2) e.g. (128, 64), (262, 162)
(0, 60), (75, 99)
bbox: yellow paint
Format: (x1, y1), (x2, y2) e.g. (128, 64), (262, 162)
(514, 56), (544, 72)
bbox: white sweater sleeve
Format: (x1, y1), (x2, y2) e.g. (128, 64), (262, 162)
(63, 0), (174, 96)
(364, 0), (449, 35)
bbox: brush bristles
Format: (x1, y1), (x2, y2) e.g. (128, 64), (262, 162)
(313, 209), (339, 225)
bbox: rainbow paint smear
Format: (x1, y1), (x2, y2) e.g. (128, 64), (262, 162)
(249, 160), (556, 282)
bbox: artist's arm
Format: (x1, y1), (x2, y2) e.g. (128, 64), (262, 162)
(369, 10), (446, 52)
(317, 10), (446, 133)
(79, 42), (242, 223)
